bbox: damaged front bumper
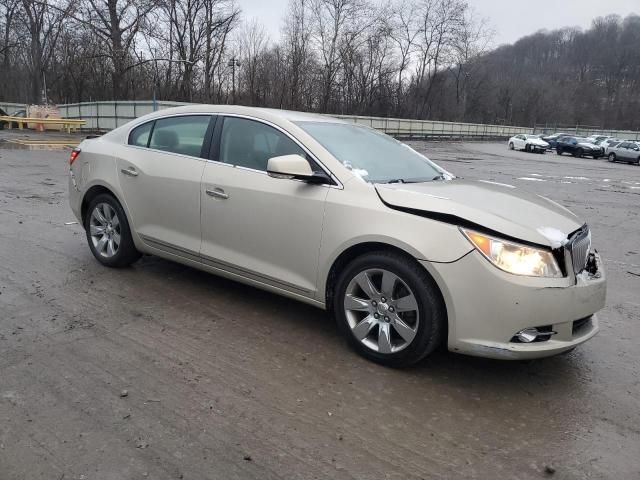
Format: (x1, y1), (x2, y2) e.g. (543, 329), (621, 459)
(425, 250), (606, 360)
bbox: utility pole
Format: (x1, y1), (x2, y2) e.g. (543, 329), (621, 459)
(227, 57), (241, 104)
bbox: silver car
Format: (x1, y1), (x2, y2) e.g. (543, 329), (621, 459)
(68, 105), (606, 366)
(607, 141), (640, 165)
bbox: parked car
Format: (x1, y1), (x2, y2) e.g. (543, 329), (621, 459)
(556, 136), (603, 158)
(69, 105), (606, 366)
(601, 138), (622, 154)
(607, 141), (640, 164)
(541, 133), (570, 149)
(586, 135), (611, 145)
(508, 134), (550, 153)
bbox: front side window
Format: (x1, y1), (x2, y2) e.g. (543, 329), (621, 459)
(148, 115), (211, 157)
(296, 121), (446, 184)
(219, 117), (306, 171)
(129, 121), (153, 147)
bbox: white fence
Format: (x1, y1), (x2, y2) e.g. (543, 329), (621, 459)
(4, 99), (640, 140)
(0, 101), (27, 113)
(333, 114), (531, 138)
(22, 100), (532, 138)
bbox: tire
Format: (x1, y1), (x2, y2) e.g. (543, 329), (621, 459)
(84, 193), (141, 268)
(556, 147), (563, 155)
(509, 143), (514, 150)
(575, 148), (584, 158)
(332, 250), (446, 367)
(608, 153), (616, 162)
(525, 144), (530, 152)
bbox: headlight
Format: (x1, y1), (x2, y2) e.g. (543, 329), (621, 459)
(461, 228), (563, 278)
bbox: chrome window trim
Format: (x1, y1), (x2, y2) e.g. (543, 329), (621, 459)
(123, 111), (343, 189)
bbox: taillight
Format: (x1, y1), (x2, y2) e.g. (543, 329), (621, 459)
(69, 147), (81, 165)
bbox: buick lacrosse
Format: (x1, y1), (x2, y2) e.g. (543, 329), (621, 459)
(69, 105), (606, 366)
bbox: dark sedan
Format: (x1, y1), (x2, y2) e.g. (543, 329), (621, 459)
(541, 133), (570, 149)
(556, 136), (603, 158)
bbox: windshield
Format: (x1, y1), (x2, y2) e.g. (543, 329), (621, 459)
(295, 121), (448, 183)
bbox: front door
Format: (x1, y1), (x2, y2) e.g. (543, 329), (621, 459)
(200, 116), (329, 296)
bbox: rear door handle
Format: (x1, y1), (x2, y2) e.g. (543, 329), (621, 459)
(121, 167), (138, 177)
(205, 188), (229, 199)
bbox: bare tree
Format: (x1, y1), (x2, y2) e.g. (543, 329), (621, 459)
(237, 17), (268, 105)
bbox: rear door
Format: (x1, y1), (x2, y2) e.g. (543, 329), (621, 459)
(199, 116), (330, 296)
(618, 143), (632, 161)
(117, 115), (215, 255)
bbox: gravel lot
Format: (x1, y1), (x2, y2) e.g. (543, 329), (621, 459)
(1, 133), (639, 479)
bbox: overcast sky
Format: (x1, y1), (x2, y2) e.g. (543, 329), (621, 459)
(236, 0), (639, 46)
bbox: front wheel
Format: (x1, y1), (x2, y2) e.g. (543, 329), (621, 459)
(508, 142), (514, 150)
(84, 193), (141, 268)
(333, 251), (446, 367)
(556, 148), (563, 155)
(608, 153), (616, 162)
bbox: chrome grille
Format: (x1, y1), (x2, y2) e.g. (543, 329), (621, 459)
(568, 226), (591, 275)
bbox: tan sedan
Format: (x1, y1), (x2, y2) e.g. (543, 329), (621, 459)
(68, 105), (606, 366)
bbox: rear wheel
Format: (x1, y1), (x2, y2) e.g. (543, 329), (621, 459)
(84, 193), (141, 268)
(333, 251), (446, 367)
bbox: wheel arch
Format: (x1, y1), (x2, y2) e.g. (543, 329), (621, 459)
(323, 242), (449, 333)
(80, 182), (134, 235)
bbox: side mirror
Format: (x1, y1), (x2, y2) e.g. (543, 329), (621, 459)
(267, 154), (331, 184)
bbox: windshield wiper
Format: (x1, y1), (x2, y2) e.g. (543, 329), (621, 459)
(432, 174), (446, 181)
(385, 178), (406, 184)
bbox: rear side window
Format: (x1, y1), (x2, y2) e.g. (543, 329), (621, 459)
(148, 115), (211, 157)
(129, 122), (153, 147)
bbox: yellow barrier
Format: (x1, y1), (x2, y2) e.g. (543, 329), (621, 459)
(0, 116), (86, 134)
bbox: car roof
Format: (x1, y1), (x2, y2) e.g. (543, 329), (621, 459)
(148, 104), (347, 125)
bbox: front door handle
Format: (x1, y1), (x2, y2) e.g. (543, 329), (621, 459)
(121, 167), (138, 177)
(205, 188), (229, 200)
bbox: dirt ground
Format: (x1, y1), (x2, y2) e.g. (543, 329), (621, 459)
(0, 132), (639, 479)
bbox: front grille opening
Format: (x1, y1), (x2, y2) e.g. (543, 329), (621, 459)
(567, 225), (591, 275)
(572, 316), (592, 335)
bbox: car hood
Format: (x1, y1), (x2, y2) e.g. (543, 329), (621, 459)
(529, 138), (549, 146)
(578, 142), (599, 149)
(375, 179), (582, 247)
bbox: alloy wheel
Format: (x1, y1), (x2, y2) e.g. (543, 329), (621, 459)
(343, 269), (420, 354)
(89, 203), (121, 258)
